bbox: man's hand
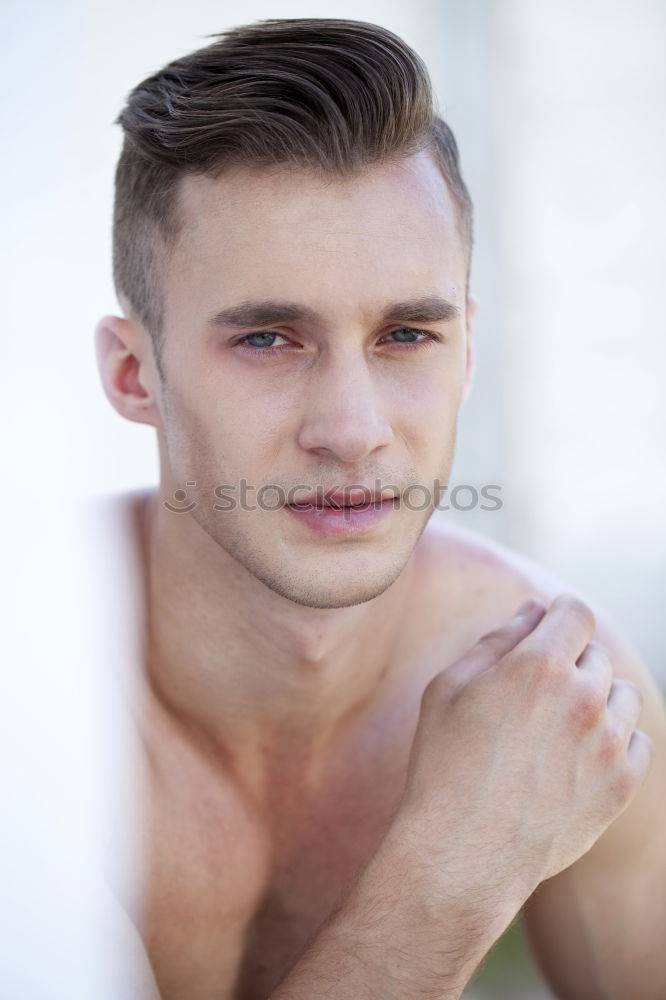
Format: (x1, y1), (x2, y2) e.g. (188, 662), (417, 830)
(270, 595), (657, 1000)
(389, 594), (655, 908)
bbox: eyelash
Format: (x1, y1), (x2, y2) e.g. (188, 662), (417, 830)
(235, 327), (441, 357)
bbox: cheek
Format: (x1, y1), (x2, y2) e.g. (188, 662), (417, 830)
(162, 380), (225, 476)
(163, 376), (288, 489)
(394, 375), (463, 468)
(396, 369), (463, 424)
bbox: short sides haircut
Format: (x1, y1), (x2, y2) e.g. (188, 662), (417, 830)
(113, 18), (474, 376)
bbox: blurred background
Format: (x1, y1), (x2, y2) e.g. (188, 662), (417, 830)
(2, 1), (664, 996)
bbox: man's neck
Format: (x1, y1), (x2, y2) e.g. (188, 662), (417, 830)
(135, 488), (416, 804)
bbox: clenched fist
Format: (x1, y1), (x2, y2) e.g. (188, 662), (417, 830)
(390, 595), (655, 909)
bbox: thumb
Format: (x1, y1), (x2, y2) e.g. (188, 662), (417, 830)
(442, 599), (547, 692)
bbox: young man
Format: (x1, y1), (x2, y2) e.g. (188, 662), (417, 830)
(95, 18), (666, 1000)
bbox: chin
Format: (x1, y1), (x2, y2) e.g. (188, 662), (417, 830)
(248, 549), (411, 609)
(273, 576), (400, 610)
(204, 512), (424, 608)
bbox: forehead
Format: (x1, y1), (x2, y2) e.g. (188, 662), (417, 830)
(164, 150), (466, 327)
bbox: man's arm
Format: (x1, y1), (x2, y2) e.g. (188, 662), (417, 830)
(270, 828), (525, 1000)
(268, 597), (653, 1000)
(521, 612), (666, 1000)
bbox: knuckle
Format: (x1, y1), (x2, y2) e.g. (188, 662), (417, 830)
(561, 594), (596, 632)
(549, 651), (573, 680)
(508, 644), (573, 699)
(597, 721), (625, 764)
(540, 651), (572, 688)
(570, 682), (606, 731)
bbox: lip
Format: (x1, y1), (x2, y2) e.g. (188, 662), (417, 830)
(285, 495), (397, 537)
(289, 486), (397, 509)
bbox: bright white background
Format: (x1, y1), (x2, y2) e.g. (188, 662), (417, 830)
(2, 1), (664, 997)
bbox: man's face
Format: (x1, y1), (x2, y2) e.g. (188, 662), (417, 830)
(154, 150), (472, 608)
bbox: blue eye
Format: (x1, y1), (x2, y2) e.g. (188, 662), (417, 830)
(386, 327), (439, 348)
(244, 332), (281, 348)
(391, 328), (422, 343)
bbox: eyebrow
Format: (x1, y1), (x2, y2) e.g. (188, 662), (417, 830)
(207, 294), (461, 329)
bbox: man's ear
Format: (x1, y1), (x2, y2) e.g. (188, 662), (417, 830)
(461, 295), (477, 406)
(94, 315), (162, 428)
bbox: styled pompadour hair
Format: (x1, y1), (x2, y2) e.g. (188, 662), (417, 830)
(113, 18), (473, 377)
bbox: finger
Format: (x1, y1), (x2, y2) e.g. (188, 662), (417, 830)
(575, 640), (614, 700)
(513, 593), (596, 668)
(443, 599), (547, 690)
(606, 678), (643, 734)
(625, 729), (655, 781)
(597, 681), (643, 766)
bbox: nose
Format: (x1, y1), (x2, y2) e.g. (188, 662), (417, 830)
(296, 349), (394, 464)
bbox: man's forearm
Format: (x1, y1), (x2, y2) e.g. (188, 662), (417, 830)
(270, 828), (525, 1000)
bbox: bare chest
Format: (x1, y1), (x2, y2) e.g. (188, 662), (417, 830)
(234, 760), (408, 1000)
(141, 717), (415, 1000)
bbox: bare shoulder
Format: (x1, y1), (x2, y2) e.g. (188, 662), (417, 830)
(416, 514), (575, 604)
(413, 515), (665, 707)
(414, 515), (666, 839)
(410, 515), (568, 650)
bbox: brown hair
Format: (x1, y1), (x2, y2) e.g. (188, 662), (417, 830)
(113, 18), (473, 377)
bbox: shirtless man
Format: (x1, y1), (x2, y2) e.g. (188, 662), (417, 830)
(94, 18), (666, 1000)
